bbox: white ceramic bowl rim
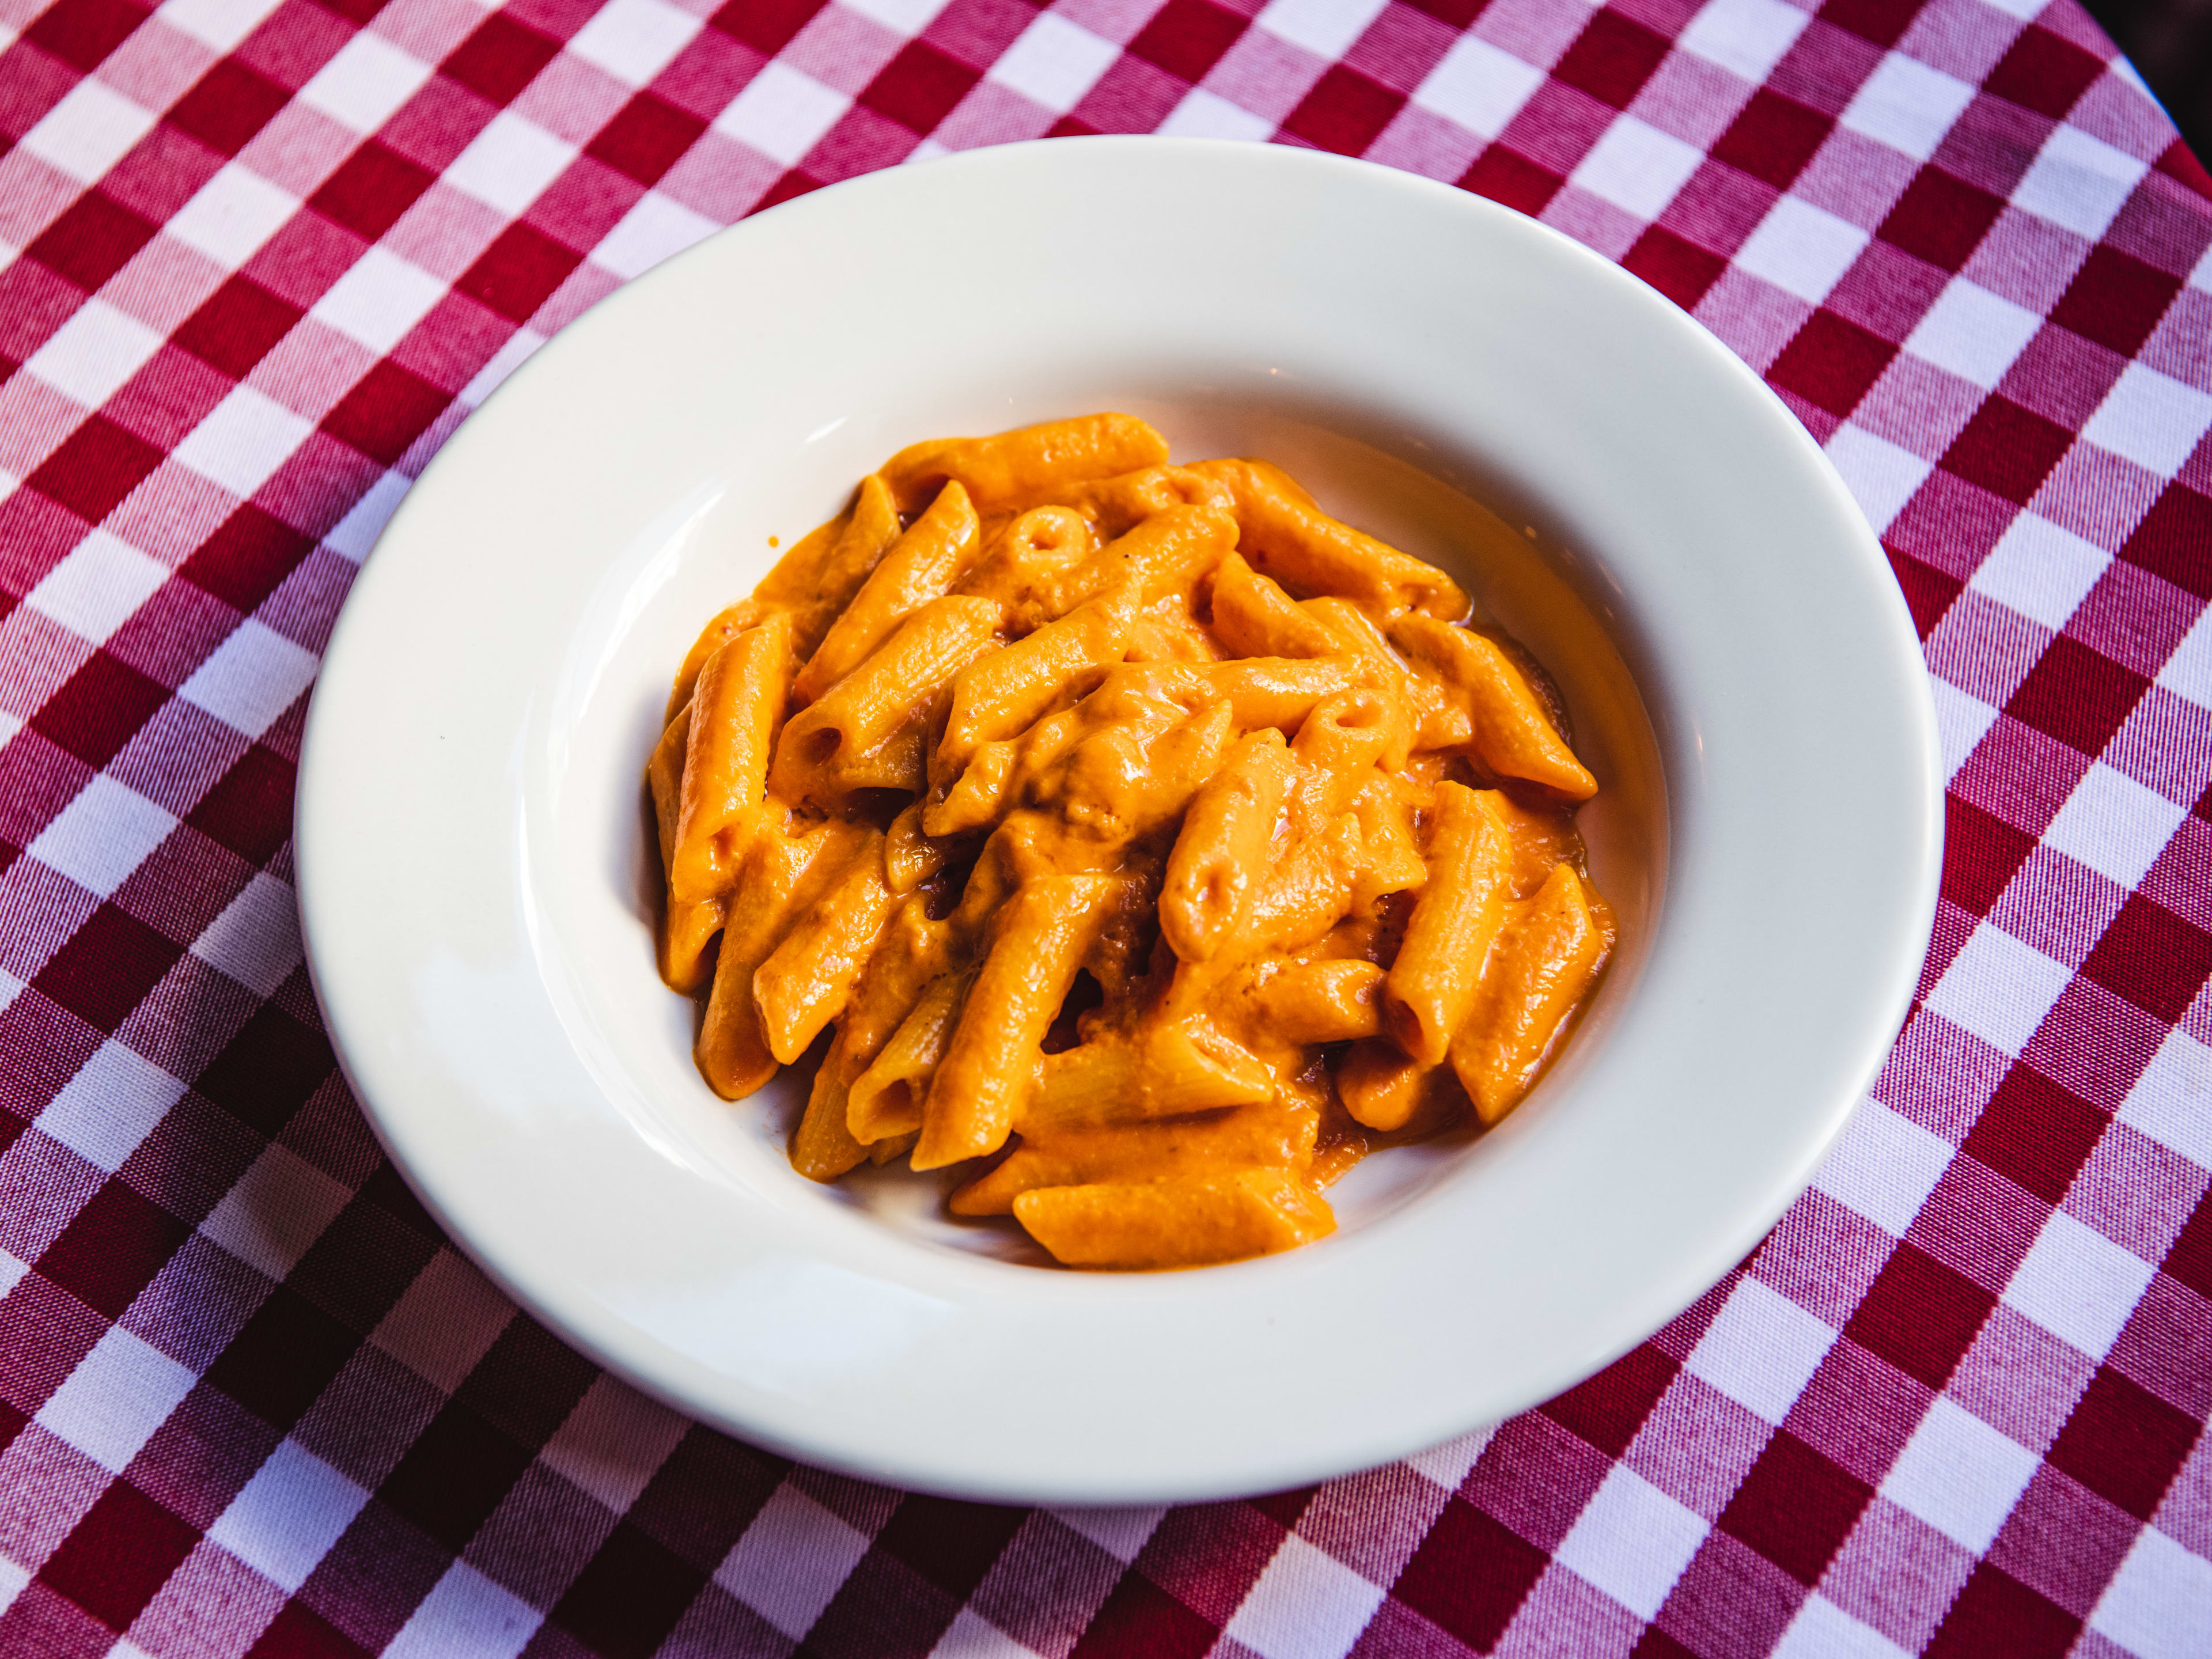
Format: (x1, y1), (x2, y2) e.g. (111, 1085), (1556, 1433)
(297, 138), (1941, 1503)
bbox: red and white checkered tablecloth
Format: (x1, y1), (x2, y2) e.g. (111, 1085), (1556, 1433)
(0, 0), (2207, 1652)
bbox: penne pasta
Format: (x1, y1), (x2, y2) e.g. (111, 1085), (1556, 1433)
(1383, 782), (1513, 1067)
(1389, 613), (1597, 800)
(1161, 729), (1296, 962)
(795, 480), (982, 702)
(880, 412), (1171, 515)
(670, 612), (794, 904)
(754, 828), (897, 1065)
(652, 418), (1613, 1270)
(1010, 1171), (1336, 1270)
(1451, 863), (1609, 1124)
(912, 874), (1117, 1169)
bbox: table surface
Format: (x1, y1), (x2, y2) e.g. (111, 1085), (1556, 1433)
(0, 0), (2208, 1655)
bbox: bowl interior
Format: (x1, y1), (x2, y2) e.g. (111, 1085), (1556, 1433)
(531, 386), (1667, 1262)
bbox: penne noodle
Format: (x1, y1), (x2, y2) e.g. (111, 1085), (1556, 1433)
(1195, 458), (1467, 622)
(754, 829), (897, 1065)
(1198, 656), (1366, 734)
(670, 611), (794, 904)
(880, 413), (1170, 516)
(951, 1096), (1320, 1215)
(1451, 863), (1609, 1124)
(848, 968), (972, 1143)
(936, 579), (1140, 782)
(1335, 1036), (1467, 1134)
(668, 599), (765, 723)
(1384, 782), (1514, 1067)
(1209, 551), (1338, 660)
(882, 801), (946, 894)
(1041, 502), (1239, 618)
(1161, 729), (1296, 962)
(657, 896), (724, 995)
(772, 596), (1003, 801)
(790, 1058), (869, 1183)
(795, 480), (982, 702)
(696, 817), (870, 1099)
(1010, 1171), (1336, 1269)
(1302, 596), (1455, 756)
(1060, 464), (1233, 537)
(1389, 614), (1597, 800)
(648, 702), (690, 875)
(912, 874), (1118, 1169)
(1248, 959), (1385, 1044)
(756, 474), (903, 659)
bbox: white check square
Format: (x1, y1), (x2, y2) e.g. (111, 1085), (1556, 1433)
(566, 0), (701, 89)
(1046, 1504), (1168, 1564)
(444, 111), (578, 218)
(24, 300), (165, 411)
(1923, 923), (2073, 1058)
(1825, 424), (1934, 534)
(1225, 1533), (1385, 1659)
(210, 1441), (371, 1593)
(1878, 1396), (2040, 1553)
(1838, 53), (1975, 162)
(324, 471), (412, 564)
(1555, 1467), (1708, 1621)
(2013, 124), (2152, 241)
(162, 0), (287, 51)
(24, 529), (167, 645)
(2158, 603), (2212, 711)
(540, 1374), (690, 1513)
(1685, 1276), (1837, 1425)
(166, 163), (300, 269)
(839, 0), (948, 31)
(29, 774), (178, 900)
(1904, 278), (2045, 392)
(310, 247), (448, 355)
(1156, 89), (1275, 142)
(2119, 1027), (2212, 1166)
(2002, 1207), (2155, 1359)
(298, 32), (434, 134)
(1812, 1099), (1956, 1235)
(18, 79), (157, 185)
(173, 385), (315, 501)
(35, 1039), (183, 1173)
(198, 1142), (350, 1279)
(1678, 0), (1810, 84)
(714, 62), (849, 168)
(1413, 36), (1544, 142)
(2088, 1524), (2212, 1659)
(191, 871), (304, 997)
(180, 617), (319, 740)
(385, 1562), (541, 1659)
(35, 1326), (195, 1475)
(1257, 0), (1390, 60)
(1734, 195), (1870, 304)
(1570, 116), (1704, 221)
(2042, 763), (2187, 887)
(1772, 1593), (1914, 1659)
(1930, 679), (2001, 780)
(593, 191), (720, 282)
(2082, 363), (2212, 478)
(1968, 512), (2111, 630)
(716, 1485), (872, 1639)
(987, 13), (1119, 114)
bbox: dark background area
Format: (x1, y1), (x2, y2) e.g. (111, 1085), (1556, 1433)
(2084, 0), (2212, 161)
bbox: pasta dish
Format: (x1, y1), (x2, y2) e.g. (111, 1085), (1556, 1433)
(649, 414), (1613, 1268)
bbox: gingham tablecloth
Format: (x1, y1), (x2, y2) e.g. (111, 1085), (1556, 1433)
(0, 0), (2207, 1653)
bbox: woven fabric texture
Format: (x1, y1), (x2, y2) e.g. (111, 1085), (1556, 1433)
(0, 0), (2208, 1654)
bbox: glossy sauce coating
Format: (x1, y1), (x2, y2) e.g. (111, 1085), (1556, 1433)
(650, 415), (1614, 1269)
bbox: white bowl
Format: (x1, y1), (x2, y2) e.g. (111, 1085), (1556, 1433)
(297, 138), (1940, 1502)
